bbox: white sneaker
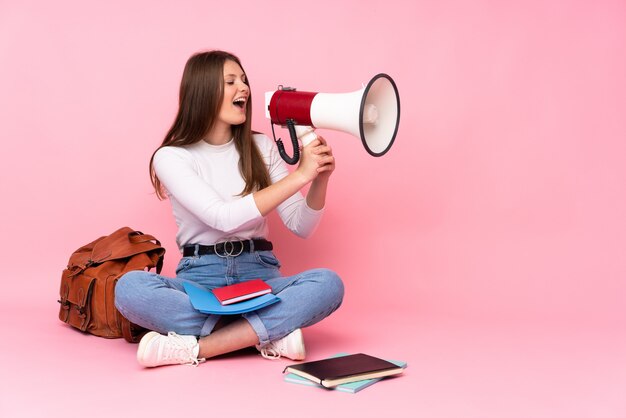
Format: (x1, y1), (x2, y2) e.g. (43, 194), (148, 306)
(136, 331), (204, 367)
(256, 328), (306, 360)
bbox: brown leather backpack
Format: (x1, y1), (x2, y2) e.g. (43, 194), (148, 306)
(58, 227), (165, 343)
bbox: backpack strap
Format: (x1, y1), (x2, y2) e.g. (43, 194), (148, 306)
(89, 228), (165, 264)
(120, 317), (145, 343)
(129, 231), (161, 246)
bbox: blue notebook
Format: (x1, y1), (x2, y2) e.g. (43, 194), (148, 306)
(183, 281), (280, 315)
(283, 353), (407, 393)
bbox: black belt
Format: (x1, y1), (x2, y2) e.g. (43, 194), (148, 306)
(183, 239), (273, 257)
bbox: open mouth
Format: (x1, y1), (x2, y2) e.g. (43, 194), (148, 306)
(233, 97), (246, 109)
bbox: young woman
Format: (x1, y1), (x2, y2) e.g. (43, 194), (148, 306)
(114, 50), (344, 367)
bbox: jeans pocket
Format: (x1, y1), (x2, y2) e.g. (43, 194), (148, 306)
(255, 251), (281, 269)
(175, 257), (193, 274)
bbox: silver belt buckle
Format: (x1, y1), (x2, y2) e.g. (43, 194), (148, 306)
(215, 239), (245, 258)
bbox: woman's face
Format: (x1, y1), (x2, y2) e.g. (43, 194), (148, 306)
(217, 60), (249, 129)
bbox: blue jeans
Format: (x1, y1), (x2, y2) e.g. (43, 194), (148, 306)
(114, 249), (344, 346)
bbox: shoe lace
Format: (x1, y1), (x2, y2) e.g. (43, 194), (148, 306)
(259, 343), (281, 360)
(164, 332), (204, 366)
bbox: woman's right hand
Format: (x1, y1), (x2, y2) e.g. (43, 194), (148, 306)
(295, 139), (333, 183)
(253, 138), (332, 216)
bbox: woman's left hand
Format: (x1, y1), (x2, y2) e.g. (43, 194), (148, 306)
(304, 135), (334, 210)
(311, 135), (335, 182)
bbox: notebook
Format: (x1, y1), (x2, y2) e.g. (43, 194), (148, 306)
(283, 353), (407, 393)
(283, 353), (405, 388)
(212, 279), (272, 305)
(183, 281), (280, 315)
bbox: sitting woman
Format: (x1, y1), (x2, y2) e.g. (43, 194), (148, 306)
(115, 50), (344, 368)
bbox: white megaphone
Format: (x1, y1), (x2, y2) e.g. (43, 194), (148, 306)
(265, 73), (400, 164)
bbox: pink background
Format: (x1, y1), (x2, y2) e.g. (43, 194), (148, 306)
(1, 0), (625, 417)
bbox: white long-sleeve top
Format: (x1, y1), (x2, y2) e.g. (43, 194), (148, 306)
(152, 133), (323, 251)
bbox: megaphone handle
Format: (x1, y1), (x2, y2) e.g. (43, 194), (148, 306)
(296, 126), (318, 147)
(274, 119), (300, 165)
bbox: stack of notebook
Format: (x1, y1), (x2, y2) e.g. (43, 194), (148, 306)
(283, 353), (407, 393)
(183, 279), (279, 314)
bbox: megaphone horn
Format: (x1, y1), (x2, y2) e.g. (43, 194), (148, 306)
(265, 73), (400, 164)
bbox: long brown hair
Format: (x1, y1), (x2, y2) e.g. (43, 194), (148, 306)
(150, 50), (270, 199)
